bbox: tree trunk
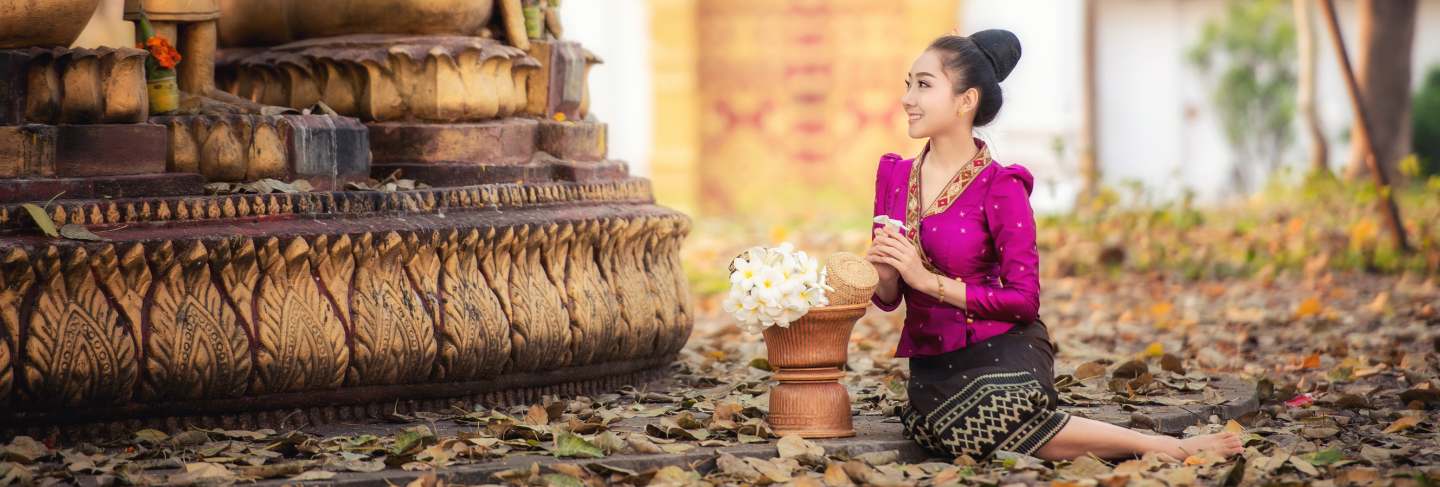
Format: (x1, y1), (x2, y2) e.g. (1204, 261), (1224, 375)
(1343, 0), (1417, 184)
(1075, 0), (1100, 210)
(1294, 0), (1328, 176)
(1319, 0), (1412, 253)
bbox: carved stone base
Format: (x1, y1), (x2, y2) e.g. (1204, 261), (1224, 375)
(375, 159), (629, 186)
(0, 122), (203, 204)
(369, 120), (540, 166)
(524, 40), (601, 120)
(0, 47), (149, 125)
(537, 119), (606, 162)
(151, 113), (371, 188)
(1, 358), (669, 441)
(0, 173), (206, 204)
(368, 119), (614, 186)
(0, 124), (169, 179)
(0, 179), (691, 432)
(216, 35), (539, 123)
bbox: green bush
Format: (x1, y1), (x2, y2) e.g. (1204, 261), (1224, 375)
(1414, 65), (1440, 177)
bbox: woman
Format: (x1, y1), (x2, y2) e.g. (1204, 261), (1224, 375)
(865, 29), (1243, 462)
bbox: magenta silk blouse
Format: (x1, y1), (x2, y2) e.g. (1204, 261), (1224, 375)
(871, 141), (1041, 358)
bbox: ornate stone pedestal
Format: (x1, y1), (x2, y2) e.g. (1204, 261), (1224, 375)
(0, 0), (692, 438)
(0, 179), (691, 438)
(215, 35), (617, 187)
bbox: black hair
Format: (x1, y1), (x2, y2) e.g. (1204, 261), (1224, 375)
(927, 29), (1022, 126)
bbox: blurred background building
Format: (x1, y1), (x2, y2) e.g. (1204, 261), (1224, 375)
(74, 0), (1440, 217)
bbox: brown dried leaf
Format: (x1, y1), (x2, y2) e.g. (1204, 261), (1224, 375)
(524, 404), (549, 426)
(776, 434), (824, 465)
(1161, 353), (1186, 374)
(1382, 415), (1421, 434)
(1074, 361), (1108, 381)
(288, 470), (337, 481)
(1, 437), (50, 464)
(624, 434), (662, 455)
(823, 462), (854, 486)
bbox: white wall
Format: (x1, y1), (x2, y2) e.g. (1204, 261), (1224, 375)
(560, 0), (654, 178)
(961, 0), (1086, 213)
(964, 0), (1440, 212)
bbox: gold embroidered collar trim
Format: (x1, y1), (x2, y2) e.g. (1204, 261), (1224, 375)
(903, 140), (993, 273)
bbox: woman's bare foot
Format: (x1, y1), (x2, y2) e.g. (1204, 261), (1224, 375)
(1163, 432), (1244, 460)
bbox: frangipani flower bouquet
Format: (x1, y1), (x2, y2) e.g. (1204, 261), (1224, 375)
(723, 243), (833, 333)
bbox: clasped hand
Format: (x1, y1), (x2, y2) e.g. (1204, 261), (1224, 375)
(865, 226), (927, 285)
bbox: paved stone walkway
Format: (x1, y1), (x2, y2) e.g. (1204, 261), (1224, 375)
(255, 376), (1257, 486)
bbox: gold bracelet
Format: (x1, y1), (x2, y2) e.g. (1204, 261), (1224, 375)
(936, 273), (945, 303)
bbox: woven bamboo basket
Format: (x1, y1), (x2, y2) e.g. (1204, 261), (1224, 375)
(822, 252), (878, 306)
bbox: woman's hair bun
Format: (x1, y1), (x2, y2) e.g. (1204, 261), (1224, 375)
(969, 29), (1021, 82)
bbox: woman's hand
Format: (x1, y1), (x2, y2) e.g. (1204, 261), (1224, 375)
(866, 227), (901, 283)
(867, 226), (927, 285)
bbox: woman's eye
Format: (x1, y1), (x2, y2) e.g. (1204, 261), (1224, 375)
(919, 82), (929, 88)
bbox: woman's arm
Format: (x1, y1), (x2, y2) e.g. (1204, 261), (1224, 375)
(871, 273), (903, 308)
(963, 172), (1041, 322)
(869, 154), (906, 311)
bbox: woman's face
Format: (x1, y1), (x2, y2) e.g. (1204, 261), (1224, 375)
(902, 49), (974, 139)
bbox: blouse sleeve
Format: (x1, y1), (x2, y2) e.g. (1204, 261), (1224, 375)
(965, 165), (1040, 322)
(871, 153), (905, 312)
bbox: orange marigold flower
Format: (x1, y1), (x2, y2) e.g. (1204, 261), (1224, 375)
(140, 36), (182, 69)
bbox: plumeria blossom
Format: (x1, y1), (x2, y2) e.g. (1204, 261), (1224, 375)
(726, 243), (832, 333)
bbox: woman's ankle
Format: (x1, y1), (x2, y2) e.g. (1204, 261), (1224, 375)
(1146, 434), (1183, 459)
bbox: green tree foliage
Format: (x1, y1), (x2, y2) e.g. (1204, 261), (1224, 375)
(1188, 0), (1297, 190)
(1412, 65), (1440, 178)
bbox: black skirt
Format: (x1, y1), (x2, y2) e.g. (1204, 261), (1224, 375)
(900, 320), (1070, 459)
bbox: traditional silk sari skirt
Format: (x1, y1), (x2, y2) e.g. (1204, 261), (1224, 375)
(900, 320), (1070, 459)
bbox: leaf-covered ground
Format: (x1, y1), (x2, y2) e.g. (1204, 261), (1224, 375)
(1, 183), (1437, 486)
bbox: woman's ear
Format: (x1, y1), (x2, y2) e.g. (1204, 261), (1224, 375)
(961, 87), (981, 115)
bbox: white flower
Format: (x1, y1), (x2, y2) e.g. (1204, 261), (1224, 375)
(726, 243), (830, 332)
(730, 257), (763, 290)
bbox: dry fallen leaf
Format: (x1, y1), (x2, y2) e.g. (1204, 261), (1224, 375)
(1382, 415), (1421, 434)
(59, 224), (107, 241)
(1223, 419), (1244, 435)
(289, 470), (337, 481)
(1075, 361), (1109, 381)
(1295, 297), (1323, 318)
(524, 404), (549, 426)
(19, 203), (59, 238)
(776, 434), (824, 464)
(823, 462), (855, 486)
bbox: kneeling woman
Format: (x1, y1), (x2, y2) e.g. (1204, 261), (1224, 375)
(866, 29), (1243, 461)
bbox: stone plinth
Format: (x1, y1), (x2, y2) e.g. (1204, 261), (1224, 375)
(367, 119), (620, 186)
(216, 35), (539, 123)
(0, 179), (691, 435)
(0, 45), (202, 203)
(0, 173), (206, 204)
(151, 113), (371, 189)
(0, 47), (150, 125)
(525, 40), (601, 121)
(369, 120), (540, 166)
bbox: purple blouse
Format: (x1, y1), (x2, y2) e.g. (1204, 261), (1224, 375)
(870, 143), (1041, 358)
